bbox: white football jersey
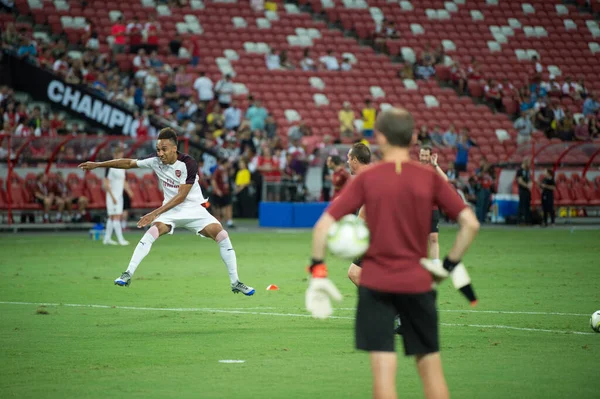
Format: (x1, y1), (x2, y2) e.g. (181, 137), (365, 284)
(105, 168), (125, 198)
(136, 152), (207, 209)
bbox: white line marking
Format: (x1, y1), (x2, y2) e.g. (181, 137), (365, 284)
(336, 308), (589, 317)
(219, 360), (245, 364)
(0, 301), (594, 335)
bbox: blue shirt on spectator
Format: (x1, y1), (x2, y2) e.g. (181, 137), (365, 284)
(455, 142), (472, 165)
(583, 98), (599, 116)
(443, 131), (457, 146)
(17, 44), (37, 59)
(224, 107), (242, 130)
(134, 87), (145, 108)
(245, 106), (268, 130)
(520, 100), (535, 113)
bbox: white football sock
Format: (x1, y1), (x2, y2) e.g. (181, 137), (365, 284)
(216, 230), (239, 284)
(113, 219), (126, 243)
(125, 227), (159, 276)
(104, 219), (114, 242)
(121, 220), (127, 229)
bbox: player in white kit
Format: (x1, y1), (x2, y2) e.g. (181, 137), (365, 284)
(103, 146), (130, 246)
(79, 128), (255, 295)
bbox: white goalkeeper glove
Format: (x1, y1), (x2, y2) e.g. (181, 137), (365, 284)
(420, 257), (478, 306)
(305, 261), (343, 319)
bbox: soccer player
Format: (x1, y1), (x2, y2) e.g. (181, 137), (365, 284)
(418, 146), (449, 269)
(306, 108), (480, 399)
(79, 128), (254, 295)
(103, 146), (130, 246)
(327, 155), (350, 201)
(345, 142), (371, 286)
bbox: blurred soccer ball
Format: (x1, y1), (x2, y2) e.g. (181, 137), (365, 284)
(327, 215), (370, 260)
(590, 310), (600, 333)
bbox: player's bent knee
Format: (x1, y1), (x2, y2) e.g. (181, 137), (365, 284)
(151, 222), (170, 236)
(200, 223), (223, 241)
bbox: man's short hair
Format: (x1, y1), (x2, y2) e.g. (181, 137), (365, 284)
(157, 127), (178, 145)
(329, 155), (343, 166)
(375, 108), (415, 147)
(350, 143), (371, 165)
(420, 145), (432, 154)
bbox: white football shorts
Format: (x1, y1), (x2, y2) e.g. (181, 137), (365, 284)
(106, 195), (124, 216)
(154, 205), (219, 235)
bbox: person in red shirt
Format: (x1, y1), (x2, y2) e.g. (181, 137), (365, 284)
(327, 155), (350, 201)
(127, 17), (144, 54)
(111, 17), (127, 54)
(306, 108), (480, 399)
(211, 158), (235, 229)
(418, 145), (449, 271)
(144, 16), (161, 53)
(257, 147), (280, 201)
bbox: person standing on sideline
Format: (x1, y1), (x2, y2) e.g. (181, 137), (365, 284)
(516, 159), (532, 225)
(305, 107), (479, 399)
(103, 146), (130, 246)
(540, 168), (556, 226)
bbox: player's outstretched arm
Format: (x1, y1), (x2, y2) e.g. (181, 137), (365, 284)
(431, 154), (448, 181)
(79, 159), (139, 171)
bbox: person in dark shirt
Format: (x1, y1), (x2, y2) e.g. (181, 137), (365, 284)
(540, 168), (556, 226)
(169, 34), (182, 56)
(516, 159), (532, 224)
(306, 107), (480, 399)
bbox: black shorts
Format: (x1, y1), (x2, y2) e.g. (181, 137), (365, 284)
(430, 210), (440, 233)
(355, 286), (439, 355)
(212, 194), (232, 207)
(123, 192), (131, 210)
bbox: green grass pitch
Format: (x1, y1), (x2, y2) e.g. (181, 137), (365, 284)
(0, 227), (598, 398)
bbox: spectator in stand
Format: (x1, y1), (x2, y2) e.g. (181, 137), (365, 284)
(574, 78), (589, 100)
(583, 93), (599, 116)
(224, 99), (242, 131)
(545, 75), (562, 97)
(374, 19), (399, 52)
(562, 76), (577, 99)
(264, 114), (277, 139)
(520, 95), (536, 116)
(446, 161), (457, 184)
(550, 101), (565, 127)
(53, 172), (88, 223)
(319, 49), (339, 71)
(288, 121), (311, 142)
(300, 48), (316, 71)
(49, 111), (65, 131)
(175, 65), (194, 99)
(27, 106), (42, 130)
(417, 125), (432, 146)
(149, 50), (168, 73)
(234, 158), (253, 217)
(265, 47), (280, 70)
(245, 99), (268, 131)
(420, 43), (436, 67)
(556, 109), (575, 141)
(442, 123), (457, 147)
(169, 33), (182, 56)
(193, 71), (214, 105)
(361, 99), (376, 138)
(144, 69), (161, 97)
(127, 17), (144, 54)
(534, 101), (553, 136)
(144, 15), (160, 53)
(588, 114), (599, 139)
(475, 162), (494, 223)
(34, 118), (56, 137)
(539, 168), (556, 227)
(514, 111), (534, 145)
(574, 117), (590, 141)
(111, 16), (127, 54)
(516, 159), (532, 225)
(429, 125), (444, 147)
(207, 104), (225, 137)
(279, 50), (294, 70)
(52, 54), (69, 77)
(532, 55), (543, 76)
(398, 62), (414, 79)
(3, 101), (19, 127)
(451, 60), (468, 95)
(340, 57), (352, 71)
(131, 110), (150, 138)
(454, 130), (473, 175)
(34, 173), (63, 223)
(338, 101), (355, 139)
(189, 39), (201, 66)
(415, 63), (435, 80)
(17, 37), (37, 62)
(162, 75), (179, 110)
(433, 43), (445, 65)
(132, 48), (150, 79)
(215, 74), (234, 109)
(484, 79), (503, 112)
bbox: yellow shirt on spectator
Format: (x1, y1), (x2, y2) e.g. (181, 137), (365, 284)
(236, 169), (251, 187)
(362, 107), (376, 129)
(338, 110), (355, 130)
(265, 1), (277, 11)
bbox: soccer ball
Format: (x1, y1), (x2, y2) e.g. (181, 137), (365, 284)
(590, 311), (600, 332)
(327, 215), (370, 260)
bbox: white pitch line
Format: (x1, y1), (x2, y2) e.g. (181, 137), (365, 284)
(0, 301), (595, 335)
(336, 308), (589, 317)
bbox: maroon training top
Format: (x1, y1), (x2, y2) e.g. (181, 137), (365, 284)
(327, 161), (467, 294)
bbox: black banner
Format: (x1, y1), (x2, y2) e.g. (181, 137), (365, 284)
(3, 52), (140, 135)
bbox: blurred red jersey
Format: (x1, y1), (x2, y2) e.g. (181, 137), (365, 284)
(331, 168), (350, 200)
(327, 161), (467, 293)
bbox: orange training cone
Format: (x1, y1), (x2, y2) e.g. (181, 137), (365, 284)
(266, 284), (279, 291)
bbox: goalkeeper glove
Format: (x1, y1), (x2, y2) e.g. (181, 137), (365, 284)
(420, 257), (477, 306)
(305, 260), (343, 319)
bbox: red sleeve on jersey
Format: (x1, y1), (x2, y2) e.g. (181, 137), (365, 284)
(326, 173), (366, 221)
(433, 173), (467, 220)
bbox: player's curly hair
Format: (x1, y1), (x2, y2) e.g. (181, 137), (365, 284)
(158, 128), (178, 145)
